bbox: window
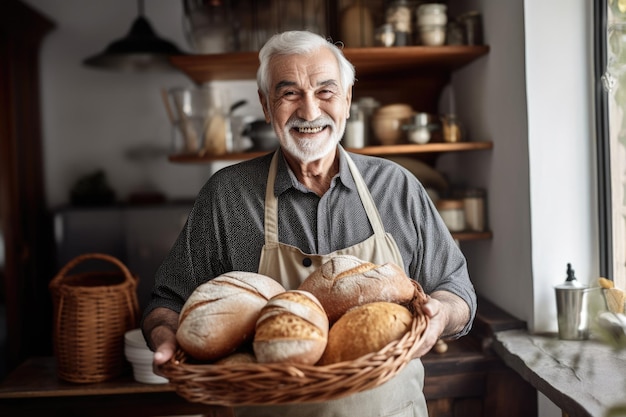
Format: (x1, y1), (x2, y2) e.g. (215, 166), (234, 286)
(598, 0), (626, 290)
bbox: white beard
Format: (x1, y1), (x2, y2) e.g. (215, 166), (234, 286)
(278, 116), (346, 163)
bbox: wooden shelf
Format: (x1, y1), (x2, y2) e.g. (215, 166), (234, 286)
(168, 141), (493, 163)
(167, 44), (494, 244)
(451, 231), (492, 241)
(169, 45), (490, 84)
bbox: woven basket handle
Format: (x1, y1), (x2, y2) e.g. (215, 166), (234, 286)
(50, 253), (140, 330)
(50, 253), (136, 288)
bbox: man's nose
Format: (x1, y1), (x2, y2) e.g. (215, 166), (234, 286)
(297, 94), (322, 121)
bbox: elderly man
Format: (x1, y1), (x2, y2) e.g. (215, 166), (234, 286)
(142, 30), (476, 417)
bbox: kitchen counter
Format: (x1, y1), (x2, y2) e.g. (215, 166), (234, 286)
(492, 329), (626, 417)
(0, 357), (231, 417)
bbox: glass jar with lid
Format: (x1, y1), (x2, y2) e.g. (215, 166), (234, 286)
(436, 198), (466, 232)
(385, 0), (412, 46)
(441, 114), (464, 143)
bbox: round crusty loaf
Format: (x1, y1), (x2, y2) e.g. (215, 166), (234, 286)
(176, 271), (285, 361)
(297, 255), (415, 323)
(253, 290), (329, 365)
(318, 301), (413, 365)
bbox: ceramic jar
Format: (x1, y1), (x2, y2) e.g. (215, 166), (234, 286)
(417, 3), (447, 46)
(436, 198), (466, 232)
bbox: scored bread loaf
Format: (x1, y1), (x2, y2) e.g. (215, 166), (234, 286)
(298, 255), (415, 323)
(318, 301), (414, 365)
(176, 271), (285, 361)
(253, 290), (329, 365)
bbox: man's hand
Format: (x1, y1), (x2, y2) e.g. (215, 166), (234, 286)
(412, 290), (470, 358)
(142, 307), (180, 369)
(151, 325), (177, 365)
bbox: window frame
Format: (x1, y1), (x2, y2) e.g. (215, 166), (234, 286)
(595, 0), (612, 281)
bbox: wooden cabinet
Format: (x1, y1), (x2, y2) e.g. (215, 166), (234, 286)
(0, 0), (56, 376)
(422, 297), (538, 417)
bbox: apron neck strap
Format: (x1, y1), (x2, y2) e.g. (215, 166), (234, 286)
(264, 147), (387, 244)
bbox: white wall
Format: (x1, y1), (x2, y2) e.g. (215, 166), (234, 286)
(25, 0), (263, 209)
(526, 0), (598, 331)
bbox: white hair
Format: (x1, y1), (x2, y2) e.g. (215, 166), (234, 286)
(256, 31), (356, 98)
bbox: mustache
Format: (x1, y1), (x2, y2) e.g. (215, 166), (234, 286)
(285, 115), (335, 130)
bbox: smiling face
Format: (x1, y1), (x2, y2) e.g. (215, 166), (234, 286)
(259, 47), (352, 164)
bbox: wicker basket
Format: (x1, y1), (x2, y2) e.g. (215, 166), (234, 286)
(160, 281), (429, 406)
(49, 253), (140, 383)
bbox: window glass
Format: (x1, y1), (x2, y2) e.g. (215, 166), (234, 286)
(602, 0), (626, 289)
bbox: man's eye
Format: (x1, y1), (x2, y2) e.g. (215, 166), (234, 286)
(319, 90), (334, 98)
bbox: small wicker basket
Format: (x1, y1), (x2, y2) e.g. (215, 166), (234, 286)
(160, 281), (429, 406)
(49, 253), (140, 383)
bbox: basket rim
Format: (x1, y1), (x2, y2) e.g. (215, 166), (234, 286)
(160, 301), (429, 406)
(49, 253), (137, 291)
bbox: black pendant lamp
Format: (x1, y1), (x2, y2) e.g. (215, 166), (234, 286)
(83, 0), (185, 72)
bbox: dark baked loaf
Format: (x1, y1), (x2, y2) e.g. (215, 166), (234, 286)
(318, 301), (413, 365)
(297, 255), (415, 323)
(253, 290), (329, 365)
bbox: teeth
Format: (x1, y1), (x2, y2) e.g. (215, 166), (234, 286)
(297, 126), (324, 134)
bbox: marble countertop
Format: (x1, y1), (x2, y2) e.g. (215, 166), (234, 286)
(492, 329), (626, 417)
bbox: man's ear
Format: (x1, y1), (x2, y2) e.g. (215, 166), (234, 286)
(346, 86), (353, 118)
(258, 90), (271, 123)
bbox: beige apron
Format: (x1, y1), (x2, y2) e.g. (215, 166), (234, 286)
(258, 148), (404, 289)
(234, 149), (428, 417)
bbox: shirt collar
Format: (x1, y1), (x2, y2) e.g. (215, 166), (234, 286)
(273, 146), (357, 196)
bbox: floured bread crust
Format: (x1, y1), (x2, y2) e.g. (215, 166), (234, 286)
(176, 271), (285, 361)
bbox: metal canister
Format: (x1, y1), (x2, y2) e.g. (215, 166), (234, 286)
(554, 263), (591, 340)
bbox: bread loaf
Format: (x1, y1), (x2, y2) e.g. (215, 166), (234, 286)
(318, 301), (413, 365)
(605, 287), (625, 313)
(215, 351), (257, 365)
(253, 290), (329, 365)
(176, 271), (285, 361)
(298, 255), (415, 323)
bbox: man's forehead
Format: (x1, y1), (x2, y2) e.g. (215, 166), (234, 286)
(268, 49), (341, 87)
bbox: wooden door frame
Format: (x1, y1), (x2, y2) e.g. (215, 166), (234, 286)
(0, 0), (55, 374)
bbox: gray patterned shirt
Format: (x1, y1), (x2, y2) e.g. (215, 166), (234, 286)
(144, 148), (476, 337)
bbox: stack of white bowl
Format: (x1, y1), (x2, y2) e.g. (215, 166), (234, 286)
(124, 328), (168, 384)
(417, 3), (448, 46)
